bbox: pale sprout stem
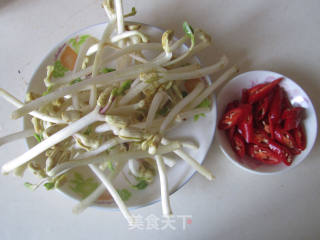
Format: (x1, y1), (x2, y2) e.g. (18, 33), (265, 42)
(145, 91), (165, 130)
(0, 129), (35, 147)
(102, 0), (115, 20)
(167, 64), (200, 73)
(11, 62), (159, 119)
(187, 65), (238, 110)
(160, 82), (205, 133)
(48, 142), (181, 177)
(2, 107), (103, 174)
(89, 164), (134, 224)
(159, 55), (229, 83)
(155, 155), (172, 217)
(72, 37), (98, 110)
(75, 138), (132, 159)
(0, 88), (65, 124)
(72, 157), (128, 214)
(161, 138), (214, 180)
(95, 123), (111, 133)
(111, 31), (149, 44)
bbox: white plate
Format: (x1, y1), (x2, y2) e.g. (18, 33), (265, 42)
(217, 70), (317, 175)
(23, 22), (217, 209)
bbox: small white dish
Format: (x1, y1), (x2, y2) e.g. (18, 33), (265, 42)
(217, 70), (317, 175)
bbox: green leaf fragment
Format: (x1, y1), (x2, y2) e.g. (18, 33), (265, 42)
(69, 172), (98, 198)
(197, 98), (211, 108)
(33, 133), (43, 142)
(106, 160), (114, 172)
(24, 182), (36, 190)
(100, 68), (116, 74)
(117, 189), (132, 201)
(52, 60), (68, 78)
(158, 106), (169, 116)
(183, 21), (195, 45)
(111, 80), (132, 97)
(42, 85), (53, 96)
(118, 80), (132, 95)
(194, 113), (205, 121)
(70, 78), (82, 85)
(44, 182), (55, 190)
(132, 180), (148, 190)
(69, 34), (91, 53)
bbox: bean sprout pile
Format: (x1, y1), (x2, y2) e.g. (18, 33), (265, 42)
(0, 0), (238, 223)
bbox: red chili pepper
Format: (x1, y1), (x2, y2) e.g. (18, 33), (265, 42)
(231, 132), (246, 158)
(282, 107), (304, 131)
(268, 86), (284, 138)
(227, 125), (237, 140)
(255, 92), (274, 121)
(253, 130), (293, 165)
(237, 104), (254, 143)
(218, 107), (244, 130)
(247, 144), (281, 165)
(225, 100), (240, 113)
(241, 88), (249, 103)
(274, 128), (296, 149)
(282, 90), (292, 109)
(247, 77), (283, 104)
(293, 124), (306, 151)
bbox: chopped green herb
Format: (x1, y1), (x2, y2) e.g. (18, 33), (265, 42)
(69, 172), (98, 198)
(24, 182), (36, 190)
(158, 106), (169, 116)
(44, 182), (55, 190)
(42, 85), (53, 96)
(100, 68), (116, 74)
(118, 80), (132, 95)
(33, 133), (43, 142)
(194, 113), (205, 121)
(117, 189), (131, 201)
(69, 35), (91, 53)
(111, 80), (133, 97)
(70, 78), (82, 85)
(52, 60), (68, 78)
(197, 98), (211, 108)
(106, 160), (114, 172)
(132, 180), (148, 190)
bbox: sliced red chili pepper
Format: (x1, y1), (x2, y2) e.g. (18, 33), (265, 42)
(274, 128), (296, 149)
(237, 104), (254, 143)
(293, 124), (306, 151)
(282, 107), (304, 131)
(253, 129), (270, 145)
(282, 90), (292, 109)
(218, 107), (244, 130)
(255, 92), (274, 121)
(231, 132), (246, 158)
(227, 125), (237, 140)
(225, 100), (240, 113)
(268, 86), (284, 138)
(247, 144), (281, 165)
(247, 77), (283, 104)
(253, 129), (294, 165)
(241, 88), (249, 103)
